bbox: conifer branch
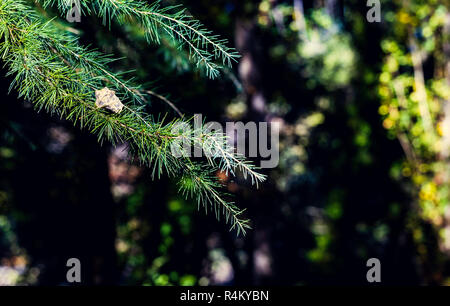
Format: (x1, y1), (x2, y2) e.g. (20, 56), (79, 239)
(39, 0), (241, 78)
(0, 0), (264, 235)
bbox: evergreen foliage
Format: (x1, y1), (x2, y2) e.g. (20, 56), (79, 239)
(0, 0), (265, 235)
(41, 0), (240, 79)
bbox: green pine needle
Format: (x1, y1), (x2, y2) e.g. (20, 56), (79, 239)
(0, 0), (264, 235)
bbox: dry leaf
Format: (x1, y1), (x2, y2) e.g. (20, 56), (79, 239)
(95, 87), (124, 114)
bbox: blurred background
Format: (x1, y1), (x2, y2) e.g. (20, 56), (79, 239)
(0, 0), (449, 285)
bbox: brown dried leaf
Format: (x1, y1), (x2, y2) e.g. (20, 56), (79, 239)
(95, 87), (124, 114)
